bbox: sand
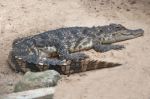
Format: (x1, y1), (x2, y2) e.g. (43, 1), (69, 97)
(0, 0), (150, 98)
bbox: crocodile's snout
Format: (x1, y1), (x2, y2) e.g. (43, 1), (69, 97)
(120, 28), (144, 40)
(131, 29), (144, 37)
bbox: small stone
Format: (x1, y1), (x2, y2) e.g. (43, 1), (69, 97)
(130, 1), (136, 4)
(1, 87), (55, 99)
(14, 70), (61, 92)
(126, 9), (130, 11)
(7, 81), (13, 86)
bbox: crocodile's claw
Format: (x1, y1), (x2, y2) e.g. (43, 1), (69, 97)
(112, 45), (125, 50)
(94, 44), (125, 52)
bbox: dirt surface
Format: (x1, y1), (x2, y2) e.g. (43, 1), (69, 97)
(0, 0), (150, 98)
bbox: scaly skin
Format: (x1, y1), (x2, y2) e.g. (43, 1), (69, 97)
(8, 23), (144, 73)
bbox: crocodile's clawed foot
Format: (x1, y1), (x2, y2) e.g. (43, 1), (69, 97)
(94, 44), (125, 52)
(68, 52), (89, 62)
(112, 45), (125, 50)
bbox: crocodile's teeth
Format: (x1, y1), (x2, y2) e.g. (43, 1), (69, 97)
(38, 62), (44, 65)
(18, 57), (22, 60)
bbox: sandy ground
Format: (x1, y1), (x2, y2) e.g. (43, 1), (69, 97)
(0, 0), (150, 98)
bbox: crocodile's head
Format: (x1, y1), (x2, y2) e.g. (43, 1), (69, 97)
(95, 24), (144, 44)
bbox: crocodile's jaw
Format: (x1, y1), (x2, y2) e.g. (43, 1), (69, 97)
(101, 29), (144, 44)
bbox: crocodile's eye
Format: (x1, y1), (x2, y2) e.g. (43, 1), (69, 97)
(115, 25), (126, 30)
(99, 29), (103, 32)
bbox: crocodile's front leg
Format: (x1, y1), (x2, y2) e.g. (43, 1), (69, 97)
(48, 38), (89, 62)
(93, 44), (125, 52)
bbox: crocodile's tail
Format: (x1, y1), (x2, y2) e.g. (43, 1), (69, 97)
(61, 59), (121, 75)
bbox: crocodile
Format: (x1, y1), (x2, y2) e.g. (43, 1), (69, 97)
(8, 23), (144, 74)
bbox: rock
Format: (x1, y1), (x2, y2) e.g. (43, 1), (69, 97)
(14, 70), (61, 92)
(1, 87), (55, 99)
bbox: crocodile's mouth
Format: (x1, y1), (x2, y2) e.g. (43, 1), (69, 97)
(102, 29), (144, 44)
(125, 29), (144, 37)
(115, 29), (144, 42)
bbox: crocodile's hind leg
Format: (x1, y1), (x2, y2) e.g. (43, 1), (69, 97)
(37, 52), (89, 71)
(93, 44), (125, 52)
(36, 58), (66, 71)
